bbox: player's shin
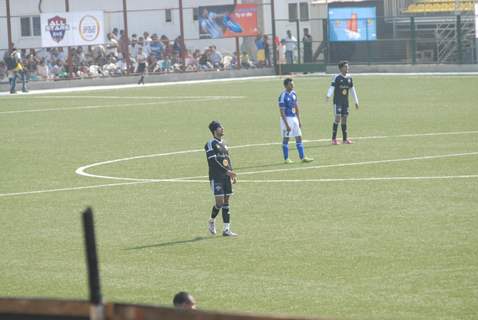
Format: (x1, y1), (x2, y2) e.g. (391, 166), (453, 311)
(222, 205), (230, 230)
(211, 205), (221, 219)
(296, 142), (305, 159)
(341, 123), (348, 141)
(282, 143), (289, 160)
(332, 123), (339, 140)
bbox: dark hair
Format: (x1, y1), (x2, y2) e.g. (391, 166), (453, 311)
(283, 78), (293, 87)
(338, 60), (348, 69)
(208, 120), (221, 133)
(173, 292), (192, 307)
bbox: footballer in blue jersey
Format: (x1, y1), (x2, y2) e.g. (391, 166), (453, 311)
(326, 61), (359, 145)
(205, 121), (238, 237)
(278, 78), (313, 164)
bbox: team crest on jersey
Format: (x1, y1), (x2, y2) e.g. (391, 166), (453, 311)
(45, 16), (71, 43)
(342, 89), (347, 95)
(222, 159), (229, 167)
(348, 79), (351, 83)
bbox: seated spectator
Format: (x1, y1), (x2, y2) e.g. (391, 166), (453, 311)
(112, 27), (120, 40)
(199, 48), (213, 70)
(36, 58), (50, 80)
(173, 292), (196, 310)
(150, 34), (163, 60)
(184, 50), (200, 72)
(241, 51), (254, 68)
(57, 47), (67, 62)
(0, 61), (7, 81)
(129, 35), (139, 63)
(208, 45), (223, 69)
(223, 54), (233, 69)
(143, 31), (152, 46)
(147, 54), (158, 73)
(105, 32), (119, 58)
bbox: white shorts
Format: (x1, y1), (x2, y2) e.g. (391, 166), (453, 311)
(280, 116), (302, 138)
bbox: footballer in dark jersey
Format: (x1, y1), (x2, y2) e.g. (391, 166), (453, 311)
(204, 121), (238, 237)
(326, 61), (359, 145)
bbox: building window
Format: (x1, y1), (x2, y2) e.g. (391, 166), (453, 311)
(193, 8), (199, 21)
(21, 17), (31, 37)
(300, 2), (309, 21)
(32, 16), (41, 36)
(165, 9), (172, 23)
(288, 3), (298, 22)
(20, 16), (41, 37)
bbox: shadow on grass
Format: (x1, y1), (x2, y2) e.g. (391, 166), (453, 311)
(124, 236), (220, 250)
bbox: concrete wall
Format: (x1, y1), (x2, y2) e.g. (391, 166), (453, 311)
(0, 67), (275, 93)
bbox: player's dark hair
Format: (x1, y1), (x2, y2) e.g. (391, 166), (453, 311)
(173, 291), (192, 307)
(283, 78), (293, 87)
(208, 121), (221, 133)
(338, 61), (348, 69)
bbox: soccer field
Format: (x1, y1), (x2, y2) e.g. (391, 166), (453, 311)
(1, 75), (477, 320)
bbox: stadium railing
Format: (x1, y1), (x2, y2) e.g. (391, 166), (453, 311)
(0, 297), (333, 320)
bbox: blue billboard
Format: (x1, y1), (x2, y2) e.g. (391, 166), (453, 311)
(328, 7), (377, 42)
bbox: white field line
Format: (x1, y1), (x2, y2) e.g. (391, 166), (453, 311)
(0, 75), (280, 97)
(0, 97), (242, 115)
(1, 72), (478, 97)
(2, 169), (478, 199)
(30, 95), (245, 100)
(0, 181), (152, 198)
(133, 151), (478, 183)
(236, 175), (478, 183)
(75, 130), (478, 182)
(1, 130), (477, 198)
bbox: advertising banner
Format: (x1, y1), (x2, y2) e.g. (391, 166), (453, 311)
(199, 4), (258, 39)
(328, 7), (377, 42)
(41, 11), (104, 47)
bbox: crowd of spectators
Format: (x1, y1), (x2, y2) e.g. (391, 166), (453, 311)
(1, 28), (273, 83)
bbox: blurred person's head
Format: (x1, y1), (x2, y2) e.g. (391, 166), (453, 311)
(283, 77), (294, 91)
(173, 291), (196, 310)
(338, 60), (349, 74)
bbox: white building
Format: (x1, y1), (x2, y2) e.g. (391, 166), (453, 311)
(0, 0), (328, 55)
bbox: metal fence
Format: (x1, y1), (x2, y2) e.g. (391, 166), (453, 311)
(274, 13), (477, 66)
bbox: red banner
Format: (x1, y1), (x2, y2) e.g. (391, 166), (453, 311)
(199, 4), (258, 39)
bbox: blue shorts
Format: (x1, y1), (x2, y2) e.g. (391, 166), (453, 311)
(334, 104), (349, 116)
(210, 177), (233, 197)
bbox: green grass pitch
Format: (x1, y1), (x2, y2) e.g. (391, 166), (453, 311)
(0, 75), (477, 320)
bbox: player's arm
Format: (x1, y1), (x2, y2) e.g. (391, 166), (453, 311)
(295, 104), (302, 128)
(326, 77), (335, 102)
(279, 108), (291, 132)
(227, 156), (237, 184)
(278, 93), (291, 132)
(351, 85), (359, 109)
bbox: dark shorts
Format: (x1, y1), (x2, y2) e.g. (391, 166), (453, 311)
(210, 177), (233, 197)
(334, 104), (349, 116)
